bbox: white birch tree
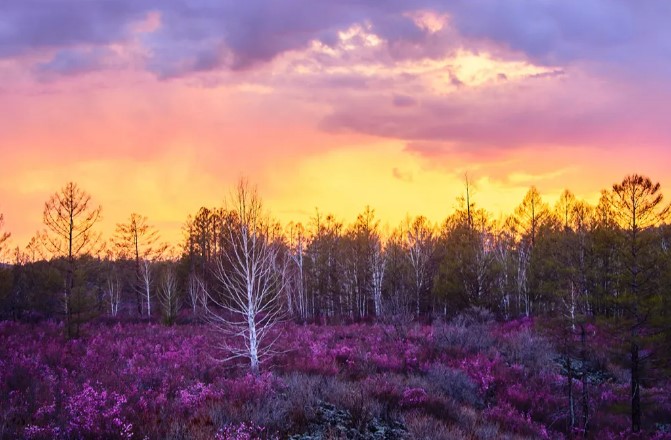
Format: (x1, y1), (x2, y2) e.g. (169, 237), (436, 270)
(371, 238), (386, 318)
(205, 180), (285, 376)
(187, 272), (207, 316)
(138, 259), (153, 318)
(404, 216), (434, 317)
(105, 275), (122, 317)
(157, 264), (179, 325)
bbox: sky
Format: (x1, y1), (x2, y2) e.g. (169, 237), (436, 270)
(1, 0), (671, 249)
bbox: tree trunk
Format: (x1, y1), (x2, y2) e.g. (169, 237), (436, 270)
(135, 262), (143, 316)
(65, 263), (73, 339)
(567, 354), (575, 432)
(145, 276), (151, 318)
(249, 314), (260, 376)
(580, 325), (589, 435)
(631, 338), (641, 432)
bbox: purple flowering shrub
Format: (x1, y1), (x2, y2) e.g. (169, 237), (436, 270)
(1, 317), (670, 439)
(215, 422), (277, 440)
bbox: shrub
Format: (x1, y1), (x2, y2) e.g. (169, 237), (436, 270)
(426, 364), (481, 407)
(274, 373), (321, 431)
(403, 410), (467, 440)
(499, 328), (557, 375)
(64, 382), (130, 438)
(215, 422), (276, 440)
(434, 313), (496, 356)
(320, 379), (378, 430)
(1, 319), (669, 439)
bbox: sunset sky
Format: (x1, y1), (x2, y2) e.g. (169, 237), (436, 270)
(1, 1), (671, 248)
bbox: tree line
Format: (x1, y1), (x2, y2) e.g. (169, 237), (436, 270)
(1, 174), (670, 433)
(0, 175), (670, 326)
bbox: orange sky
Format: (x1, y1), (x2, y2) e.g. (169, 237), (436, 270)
(1, 5), (670, 252)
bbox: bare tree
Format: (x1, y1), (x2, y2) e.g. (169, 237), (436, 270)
(403, 216), (434, 317)
(138, 259), (154, 318)
(23, 234), (45, 263)
(0, 212), (10, 263)
(205, 180), (285, 375)
(105, 274), (122, 317)
(42, 182), (102, 338)
(157, 264), (180, 325)
(187, 272), (206, 316)
(286, 222), (308, 320)
(494, 227), (515, 319)
(462, 172), (475, 229)
(371, 237), (386, 318)
(113, 213), (167, 316)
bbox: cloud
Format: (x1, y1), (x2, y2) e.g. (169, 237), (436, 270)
(0, 0), (151, 57)
(34, 47), (120, 78)
(4, 0), (671, 167)
(322, 69), (671, 157)
(3, 0), (670, 81)
(446, 0), (671, 76)
(392, 94), (417, 107)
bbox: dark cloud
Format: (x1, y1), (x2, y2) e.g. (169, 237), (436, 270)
(0, 0), (152, 56)
(142, 0), (428, 74)
(447, 0), (671, 75)
(0, 0), (449, 77)
(34, 48), (116, 77)
(2, 0), (669, 79)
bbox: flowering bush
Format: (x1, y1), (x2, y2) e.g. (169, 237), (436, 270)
(65, 381), (130, 438)
(215, 422), (276, 440)
(0, 318), (669, 439)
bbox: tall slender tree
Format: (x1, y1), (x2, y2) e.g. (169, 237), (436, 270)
(0, 212), (10, 262)
(306, 211), (344, 319)
(371, 235), (386, 319)
(611, 174), (670, 433)
(553, 192), (594, 326)
(382, 229), (412, 317)
(343, 206), (380, 319)
(113, 213), (166, 316)
(157, 262), (180, 325)
(286, 222), (309, 320)
(403, 216), (434, 317)
(42, 182), (102, 338)
(434, 198), (497, 315)
(592, 190), (621, 316)
(510, 186), (551, 316)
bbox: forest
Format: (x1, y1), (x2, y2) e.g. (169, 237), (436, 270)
(1, 174), (670, 439)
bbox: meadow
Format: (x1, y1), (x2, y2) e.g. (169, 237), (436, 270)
(2, 312), (669, 439)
